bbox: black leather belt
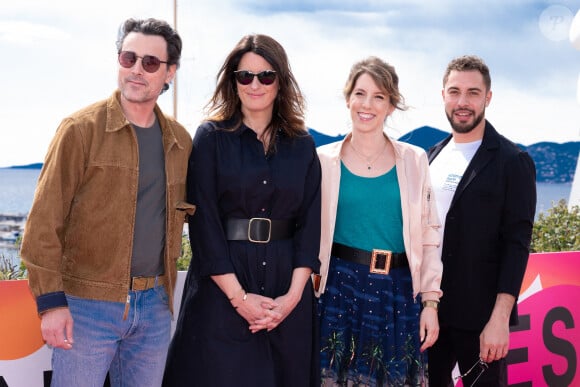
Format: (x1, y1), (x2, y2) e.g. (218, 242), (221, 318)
(225, 218), (295, 243)
(331, 242), (408, 274)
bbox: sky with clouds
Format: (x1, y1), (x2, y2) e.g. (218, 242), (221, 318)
(1, 0), (580, 167)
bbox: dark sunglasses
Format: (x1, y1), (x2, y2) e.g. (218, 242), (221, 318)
(234, 70), (277, 85)
(118, 51), (168, 73)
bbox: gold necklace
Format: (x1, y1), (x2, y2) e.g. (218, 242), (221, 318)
(350, 140), (386, 170)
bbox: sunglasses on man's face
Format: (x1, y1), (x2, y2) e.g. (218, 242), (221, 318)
(118, 51), (168, 73)
(234, 70), (277, 86)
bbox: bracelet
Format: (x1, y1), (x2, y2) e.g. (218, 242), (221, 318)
(230, 288), (248, 309)
(422, 300), (439, 310)
(228, 288), (244, 301)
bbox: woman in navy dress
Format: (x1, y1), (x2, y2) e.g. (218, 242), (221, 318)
(163, 34), (321, 387)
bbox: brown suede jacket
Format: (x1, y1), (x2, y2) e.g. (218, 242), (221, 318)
(21, 90), (193, 315)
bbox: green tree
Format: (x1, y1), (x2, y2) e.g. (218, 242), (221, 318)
(531, 200), (580, 253)
(177, 233), (192, 271)
(0, 254), (27, 280)
(0, 235), (27, 280)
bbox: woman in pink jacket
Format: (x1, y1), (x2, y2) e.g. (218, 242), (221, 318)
(316, 56), (443, 386)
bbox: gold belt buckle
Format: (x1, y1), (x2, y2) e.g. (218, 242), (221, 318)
(248, 217), (271, 243)
(370, 249), (392, 275)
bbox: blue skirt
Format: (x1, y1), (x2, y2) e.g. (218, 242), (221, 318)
(318, 256), (426, 386)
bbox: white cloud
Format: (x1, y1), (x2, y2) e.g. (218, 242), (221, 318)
(0, 21), (70, 45)
(0, 0), (579, 168)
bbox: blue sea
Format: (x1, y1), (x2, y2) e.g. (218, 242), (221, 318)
(0, 168), (574, 257)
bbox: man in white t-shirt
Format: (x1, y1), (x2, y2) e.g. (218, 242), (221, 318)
(427, 55), (536, 387)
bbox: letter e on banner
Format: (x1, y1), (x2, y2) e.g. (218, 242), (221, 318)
(508, 285), (579, 385)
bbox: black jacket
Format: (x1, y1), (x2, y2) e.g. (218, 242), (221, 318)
(428, 120), (536, 331)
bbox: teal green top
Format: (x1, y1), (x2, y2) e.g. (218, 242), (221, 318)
(333, 162), (405, 253)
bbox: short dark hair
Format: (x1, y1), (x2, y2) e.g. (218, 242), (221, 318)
(116, 18), (182, 68)
(443, 55), (491, 91)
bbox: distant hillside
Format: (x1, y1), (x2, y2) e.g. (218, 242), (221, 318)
(309, 128), (344, 147)
(5, 128), (578, 183)
(397, 126), (449, 150)
(525, 142), (580, 184)
(310, 126), (448, 150)
(7, 163), (43, 169)
(309, 127), (579, 183)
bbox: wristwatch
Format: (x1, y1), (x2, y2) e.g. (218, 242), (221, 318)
(422, 300), (439, 310)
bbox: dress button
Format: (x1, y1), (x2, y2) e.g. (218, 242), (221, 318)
(263, 180), (267, 184)
(262, 261), (267, 266)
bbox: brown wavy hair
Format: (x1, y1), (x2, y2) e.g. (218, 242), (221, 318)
(343, 56), (407, 112)
(204, 34), (307, 150)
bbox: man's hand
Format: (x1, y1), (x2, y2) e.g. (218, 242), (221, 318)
(41, 308), (74, 350)
(479, 293), (514, 362)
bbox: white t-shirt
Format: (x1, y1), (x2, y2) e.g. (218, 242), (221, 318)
(430, 139), (482, 254)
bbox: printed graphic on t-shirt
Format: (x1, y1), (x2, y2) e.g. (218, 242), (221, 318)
(442, 173), (462, 192)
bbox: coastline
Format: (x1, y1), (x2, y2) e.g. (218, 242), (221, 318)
(0, 182), (573, 262)
(0, 214), (25, 249)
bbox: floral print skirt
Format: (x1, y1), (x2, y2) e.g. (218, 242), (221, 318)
(318, 256), (426, 387)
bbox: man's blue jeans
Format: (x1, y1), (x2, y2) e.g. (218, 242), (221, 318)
(50, 284), (171, 387)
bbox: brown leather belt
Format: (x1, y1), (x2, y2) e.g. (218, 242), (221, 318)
(331, 242), (408, 275)
(130, 276), (165, 291)
(225, 218), (295, 243)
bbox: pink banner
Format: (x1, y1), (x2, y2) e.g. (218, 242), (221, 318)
(1, 252), (579, 386)
(508, 251), (580, 386)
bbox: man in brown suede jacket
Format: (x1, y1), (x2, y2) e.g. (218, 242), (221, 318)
(20, 18), (192, 387)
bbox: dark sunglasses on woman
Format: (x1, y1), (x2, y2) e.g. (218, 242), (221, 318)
(234, 70), (277, 85)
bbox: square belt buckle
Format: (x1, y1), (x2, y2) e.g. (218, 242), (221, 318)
(248, 217), (271, 243)
(370, 249), (392, 275)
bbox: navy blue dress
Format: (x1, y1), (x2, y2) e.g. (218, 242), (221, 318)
(163, 120), (321, 387)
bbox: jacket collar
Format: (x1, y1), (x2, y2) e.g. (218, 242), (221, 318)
(105, 90), (186, 151)
(105, 90), (131, 133)
(434, 120), (500, 209)
(429, 120), (499, 159)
